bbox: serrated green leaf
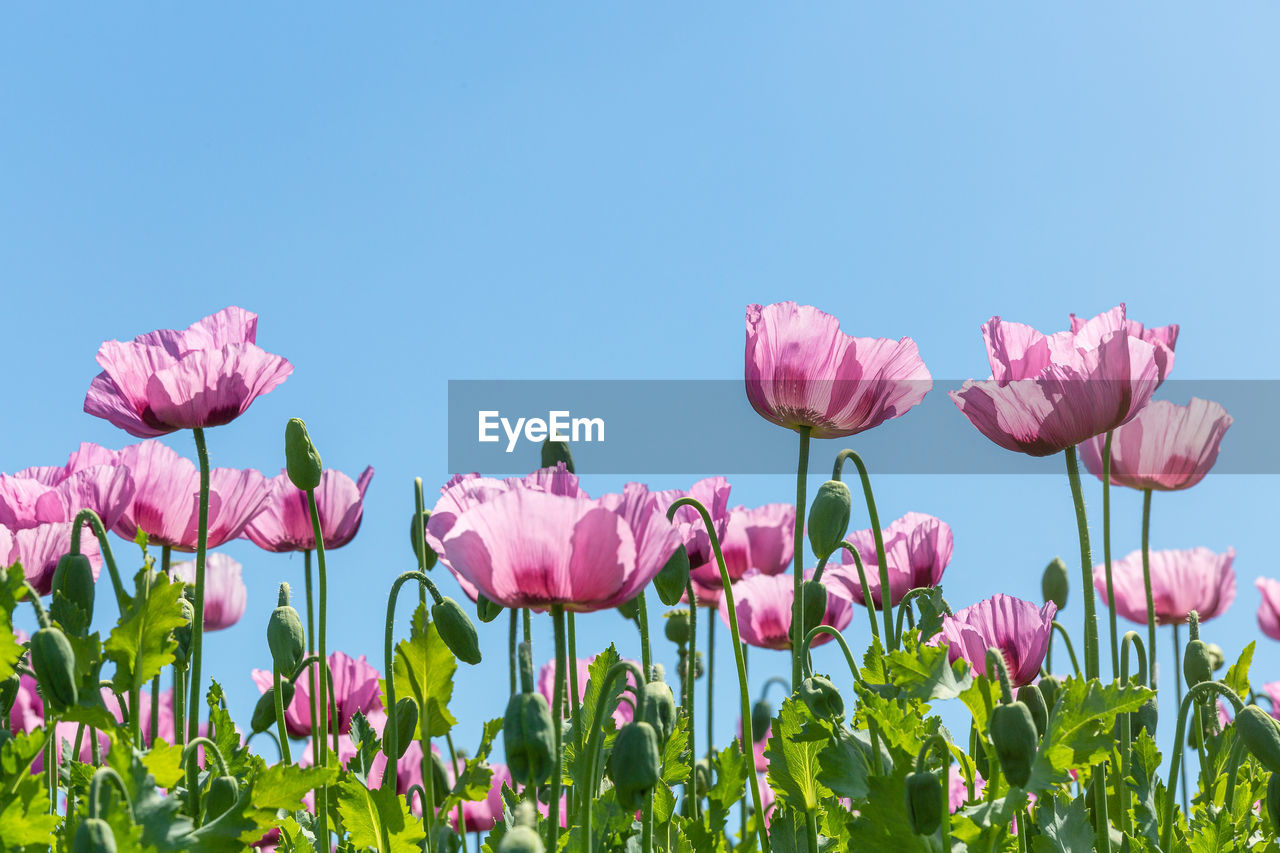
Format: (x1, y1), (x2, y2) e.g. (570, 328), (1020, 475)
(765, 697), (831, 811)
(886, 635), (971, 701)
(1225, 642), (1254, 700)
(1025, 677), (1152, 793)
(141, 738), (185, 788)
(253, 763), (337, 810)
(105, 568), (187, 692)
(1031, 795), (1094, 852)
(337, 772), (426, 853)
(816, 724), (875, 800)
(391, 604), (457, 737)
(0, 783), (59, 846)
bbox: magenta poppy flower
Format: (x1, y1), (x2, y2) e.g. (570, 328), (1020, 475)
(655, 477), (732, 576)
(937, 595), (1056, 687)
(949, 765), (985, 813)
(1093, 547), (1236, 626)
(83, 306), (292, 438)
(108, 441), (273, 550)
(1257, 577), (1280, 641)
(252, 650), (382, 739)
(537, 656), (638, 726)
(242, 466), (374, 552)
(0, 521), (101, 596)
(719, 571), (853, 651)
(689, 503), (794, 594)
(0, 457), (134, 532)
(950, 305), (1176, 457)
(436, 483), (682, 613)
(737, 716), (770, 772)
(745, 302), (932, 439)
(448, 763), (511, 833)
(1079, 398), (1232, 492)
(7, 672), (42, 736)
(827, 512), (953, 608)
(169, 552), (246, 631)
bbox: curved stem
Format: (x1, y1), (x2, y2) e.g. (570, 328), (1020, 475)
(383, 570), (429, 788)
(800, 626), (865, 689)
(583, 661), (646, 852)
(88, 767), (133, 820)
(833, 542), (879, 643)
(1050, 622), (1083, 678)
(182, 736), (230, 777)
(914, 734), (953, 851)
(69, 507), (128, 612)
(759, 677), (789, 704)
(1102, 431), (1119, 678)
(1063, 446), (1099, 681)
(549, 606), (567, 851)
(1161, 682), (1245, 851)
(1141, 490), (1156, 686)
(833, 449), (894, 651)
(894, 587), (951, 640)
(247, 728), (283, 762)
(791, 427), (811, 688)
(187, 427), (211, 742)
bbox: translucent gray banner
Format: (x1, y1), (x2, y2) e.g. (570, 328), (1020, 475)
(446, 380), (1275, 475)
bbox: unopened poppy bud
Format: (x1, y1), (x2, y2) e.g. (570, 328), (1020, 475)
(694, 758), (713, 797)
(268, 583), (305, 676)
(608, 721), (662, 811)
(540, 439), (575, 474)
(990, 701), (1038, 788)
(1133, 696), (1158, 738)
(51, 553), (96, 633)
(1183, 639), (1214, 689)
(504, 692), (556, 786)
(807, 480), (851, 559)
(654, 545), (690, 607)
(498, 826), (544, 853)
(475, 593), (503, 624)
(250, 682), (296, 734)
(797, 580), (828, 642)
(173, 597), (195, 669)
(1016, 684), (1048, 738)
(384, 697), (419, 759)
(751, 699), (772, 742)
(904, 770), (943, 835)
(798, 675), (844, 721)
(284, 418), (323, 491)
(430, 751), (450, 801)
(1267, 773), (1280, 834)
(1206, 643), (1225, 672)
(0, 674), (18, 718)
(664, 610), (691, 645)
(410, 510), (437, 571)
(30, 626), (78, 712)
(72, 817), (116, 853)
(639, 677), (676, 745)
(432, 597), (482, 665)
(1237, 706), (1280, 774)
(203, 775), (239, 823)
(1037, 674), (1061, 713)
(1040, 557), (1069, 610)
(677, 649), (704, 682)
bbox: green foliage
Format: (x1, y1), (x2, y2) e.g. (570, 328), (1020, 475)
(389, 604), (458, 737)
(104, 569), (187, 694)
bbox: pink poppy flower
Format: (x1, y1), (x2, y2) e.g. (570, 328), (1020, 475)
(448, 763), (511, 833)
(1093, 548), (1236, 626)
(949, 765), (986, 813)
(827, 512), (953, 608)
(252, 650), (382, 739)
(1257, 577), (1280, 641)
(1079, 398), (1231, 491)
(83, 306), (292, 438)
(536, 656), (638, 727)
(737, 716), (770, 773)
(719, 571), (854, 651)
(938, 595), (1056, 688)
(689, 503), (794, 594)
(108, 441), (274, 550)
(0, 521), (101, 595)
(950, 305), (1176, 457)
(436, 483), (682, 613)
(242, 467), (374, 552)
(0, 458), (134, 532)
(169, 552), (246, 631)
(745, 302), (932, 439)
(655, 477), (732, 577)
(8, 673), (42, 736)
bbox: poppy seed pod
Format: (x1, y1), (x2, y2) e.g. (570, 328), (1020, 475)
(1037, 674), (1061, 714)
(267, 583), (305, 676)
(799, 580), (828, 641)
(1183, 639), (1214, 689)
(475, 593), (503, 624)
(1236, 706), (1280, 774)
(904, 770), (944, 836)
(432, 597), (482, 665)
(807, 480), (852, 560)
(798, 675), (844, 721)
(540, 439), (575, 474)
(1267, 773), (1280, 832)
(30, 626), (78, 712)
(72, 818), (117, 853)
(1041, 557), (1069, 610)
(250, 682), (296, 734)
(384, 697), (419, 759)
(751, 699), (772, 742)
(203, 775), (239, 823)
(284, 418), (323, 491)
(1016, 684), (1048, 738)
(51, 553), (96, 631)
(639, 678), (676, 745)
(990, 701), (1038, 788)
(504, 691), (556, 787)
(498, 826), (545, 853)
(410, 510), (437, 571)
(664, 610), (691, 646)
(173, 597), (195, 669)
(677, 649), (704, 682)
(654, 545), (691, 607)
(608, 721), (662, 811)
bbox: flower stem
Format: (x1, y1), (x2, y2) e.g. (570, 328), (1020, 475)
(304, 486), (331, 851)
(1063, 446), (1099, 680)
(151, 546), (169, 748)
(69, 507), (128, 612)
(833, 450), (894, 651)
(1141, 489), (1156, 686)
(567, 610), (581, 827)
(636, 593), (653, 680)
(186, 428), (211, 746)
(508, 608), (518, 698)
(383, 571), (429, 788)
(305, 549), (320, 770)
(791, 427), (811, 689)
(1102, 431), (1119, 677)
(1049, 622), (1083, 678)
(682, 581), (699, 822)
(706, 612), (715, 759)
(274, 667), (292, 764)
(582, 662), (646, 852)
(1172, 622), (1188, 816)
(833, 542), (879, 642)
(1160, 681), (1244, 851)
(549, 605), (567, 852)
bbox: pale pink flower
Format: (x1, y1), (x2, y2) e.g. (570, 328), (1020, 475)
(448, 763), (511, 833)
(654, 477), (732, 580)
(719, 571), (853, 651)
(252, 650), (382, 739)
(242, 466), (374, 552)
(949, 765), (986, 812)
(1080, 398), (1231, 491)
(0, 521), (101, 595)
(828, 512), (952, 608)
(1257, 577), (1280, 641)
(0, 455), (134, 532)
(689, 503), (794, 594)
(1094, 548), (1236, 626)
(169, 552), (247, 631)
(938, 595), (1056, 687)
(537, 656), (638, 726)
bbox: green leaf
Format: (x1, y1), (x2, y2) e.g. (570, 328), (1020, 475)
(391, 604), (458, 737)
(885, 636), (971, 701)
(1031, 796), (1095, 853)
(0, 783), (59, 847)
(105, 568), (187, 693)
(254, 763), (338, 810)
(816, 724), (876, 800)
(765, 697), (832, 812)
(347, 711), (381, 781)
(1026, 676), (1152, 793)
(141, 738), (186, 788)
(1225, 642), (1255, 700)
(336, 771), (427, 853)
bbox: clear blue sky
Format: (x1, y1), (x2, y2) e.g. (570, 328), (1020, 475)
(2, 4), (1277, 763)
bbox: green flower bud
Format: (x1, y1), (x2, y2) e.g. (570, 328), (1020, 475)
(639, 678), (676, 746)
(384, 697), (419, 759)
(51, 553), (96, 633)
(431, 750), (450, 801)
(750, 699), (772, 742)
(284, 418), (323, 491)
(798, 675), (844, 721)
(1016, 684), (1048, 738)
(607, 721), (662, 811)
(1037, 674), (1061, 713)
(1266, 773), (1280, 833)
(1133, 696), (1158, 739)
(1183, 639), (1214, 689)
(72, 818), (117, 853)
(694, 758), (713, 797)
(475, 593), (503, 624)
(203, 775), (239, 823)
(540, 439), (575, 474)
(1040, 557), (1069, 610)
(904, 770), (944, 836)
(250, 682), (296, 734)
(498, 826), (545, 853)
(173, 597), (195, 669)
(616, 596), (640, 621)
(807, 480), (852, 560)
(432, 597), (482, 665)
(267, 583), (305, 676)
(1236, 706), (1280, 774)
(990, 701), (1038, 788)
(794, 580), (827, 643)
(410, 510), (437, 571)
(664, 609), (691, 646)
(654, 545), (690, 607)
(676, 648), (703, 682)
(0, 673), (19, 718)
(30, 626), (78, 712)
(1206, 642), (1225, 672)
(504, 692), (556, 787)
